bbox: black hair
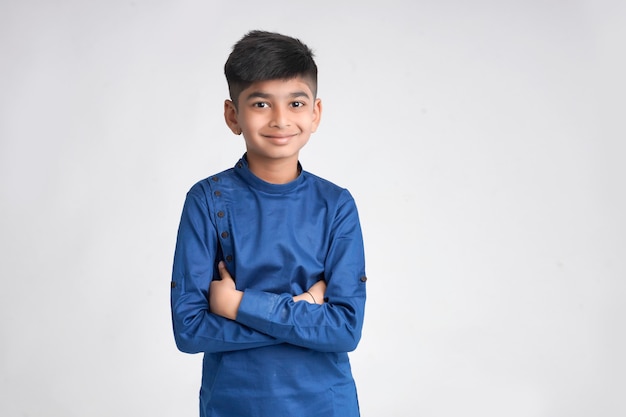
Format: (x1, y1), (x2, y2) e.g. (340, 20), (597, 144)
(224, 30), (318, 106)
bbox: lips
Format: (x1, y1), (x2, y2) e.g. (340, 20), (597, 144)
(263, 133), (298, 144)
(264, 133), (297, 139)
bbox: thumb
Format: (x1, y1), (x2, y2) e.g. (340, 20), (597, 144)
(218, 261), (230, 280)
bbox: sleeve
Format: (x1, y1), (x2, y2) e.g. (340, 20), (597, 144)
(235, 190), (367, 353)
(170, 184), (280, 354)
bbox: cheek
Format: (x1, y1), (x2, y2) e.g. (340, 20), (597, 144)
(309, 115), (320, 132)
(241, 113), (265, 129)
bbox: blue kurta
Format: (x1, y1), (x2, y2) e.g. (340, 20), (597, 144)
(171, 155), (367, 417)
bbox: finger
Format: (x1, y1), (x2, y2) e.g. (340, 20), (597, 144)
(218, 261), (227, 275)
(218, 261), (233, 281)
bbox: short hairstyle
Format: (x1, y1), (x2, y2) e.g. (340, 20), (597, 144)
(224, 30), (318, 106)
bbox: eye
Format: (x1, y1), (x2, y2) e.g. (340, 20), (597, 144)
(253, 102), (269, 108)
(291, 101), (305, 108)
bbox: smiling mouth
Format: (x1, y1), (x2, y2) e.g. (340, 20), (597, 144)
(263, 133), (298, 142)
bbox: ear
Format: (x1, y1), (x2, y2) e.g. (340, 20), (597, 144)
(224, 100), (242, 135)
(311, 98), (322, 133)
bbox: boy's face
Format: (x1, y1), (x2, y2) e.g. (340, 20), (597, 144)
(224, 77), (321, 168)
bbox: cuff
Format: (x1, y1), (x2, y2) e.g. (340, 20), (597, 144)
(236, 288), (282, 334)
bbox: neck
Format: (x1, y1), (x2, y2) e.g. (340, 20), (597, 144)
(247, 156), (300, 184)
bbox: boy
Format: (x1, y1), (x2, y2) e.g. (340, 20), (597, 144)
(170, 30), (367, 417)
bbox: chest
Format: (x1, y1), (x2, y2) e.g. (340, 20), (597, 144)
(219, 188), (335, 292)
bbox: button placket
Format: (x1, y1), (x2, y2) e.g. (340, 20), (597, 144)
(211, 180), (233, 264)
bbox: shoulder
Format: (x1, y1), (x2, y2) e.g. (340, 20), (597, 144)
(302, 171), (355, 205)
(187, 167), (237, 196)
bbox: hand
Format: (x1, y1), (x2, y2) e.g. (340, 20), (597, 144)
(293, 280), (326, 304)
(209, 261), (243, 320)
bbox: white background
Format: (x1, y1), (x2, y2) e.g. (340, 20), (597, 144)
(1, 1), (625, 416)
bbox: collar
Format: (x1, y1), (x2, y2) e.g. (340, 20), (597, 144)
(234, 154), (305, 194)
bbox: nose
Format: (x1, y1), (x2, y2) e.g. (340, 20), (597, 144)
(269, 106), (290, 128)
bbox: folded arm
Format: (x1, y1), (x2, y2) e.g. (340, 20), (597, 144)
(170, 186), (281, 354)
(209, 192), (367, 353)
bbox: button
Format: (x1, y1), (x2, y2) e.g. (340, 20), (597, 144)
(360, 276), (368, 282)
(211, 176), (219, 182)
(217, 211), (225, 218)
(221, 231), (229, 238)
(237, 163), (243, 168)
(171, 281), (177, 288)
(225, 255), (233, 262)
(214, 190), (221, 197)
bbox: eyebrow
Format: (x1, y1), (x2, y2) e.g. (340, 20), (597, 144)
(245, 91), (311, 101)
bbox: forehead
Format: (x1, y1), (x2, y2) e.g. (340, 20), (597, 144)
(241, 77), (316, 99)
